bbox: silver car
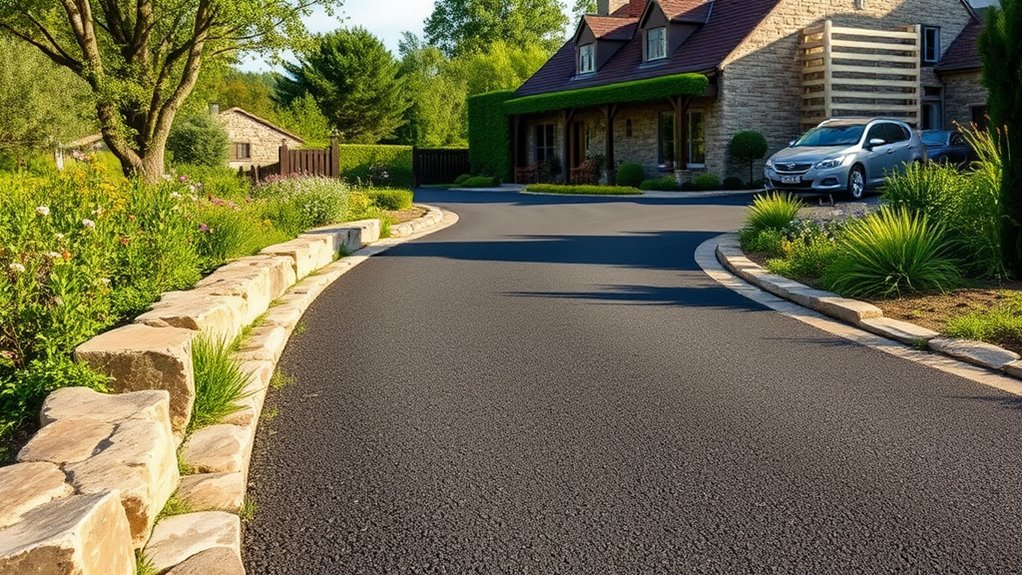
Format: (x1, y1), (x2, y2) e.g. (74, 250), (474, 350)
(764, 118), (926, 199)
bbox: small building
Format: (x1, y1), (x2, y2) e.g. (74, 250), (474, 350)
(215, 107), (304, 171)
(507, 0), (988, 183)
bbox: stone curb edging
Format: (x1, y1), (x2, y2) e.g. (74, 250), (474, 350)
(714, 233), (1022, 380)
(0, 205), (456, 575)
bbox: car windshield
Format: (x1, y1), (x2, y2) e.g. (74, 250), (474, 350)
(794, 125), (865, 147)
(921, 132), (949, 146)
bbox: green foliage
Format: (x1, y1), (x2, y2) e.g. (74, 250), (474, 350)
(190, 336), (251, 431)
(723, 176), (745, 190)
(253, 176), (351, 236)
(396, 34), (469, 147)
(467, 91), (515, 181)
(174, 166), (250, 201)
(745, 192), (802, 233)
(276, 28), (409, 143)
(167, 115), (230, 167)
(270, 370), (296, 390)
(573, 0), (598, 18)
(881, 161), (964, 217)
(157, 496), (193, 520)
(945, 292), (1022, 346)
(525, 184), (642, 196)
(692, 173), (722, 191)
(459, 176), (501, 188)
(822, 208), (960, 298)
(639, 177), (681, 191)
(424, 0), (568, 56)
(366, 189), (414, 211)
(979, 0), (1022, 276)
(504, 74), (709, 115)
(275, 93), (333, 147)
(136, 551), (157, 575)
(765, 222), (839, 280)
(729, 131), (769, 182)
(739, 228), (785, 256)
(454, 174), (472, 185)
(615, 163), (645, 188)
(339, 145), (414, 187)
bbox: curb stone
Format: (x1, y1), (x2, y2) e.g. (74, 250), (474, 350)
(714, 233), (1022, 382)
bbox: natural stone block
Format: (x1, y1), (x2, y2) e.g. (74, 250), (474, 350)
(1005, 361), (1022, 380)
(18, 419), (115, 465)
(234, 324), (289, 364)
(261, 303), (305, 329)
(859, 317), (940, 346)
(166, 547), (245, 575)
(135, 290), (247, 342)
(813, 296), (884, 324)
(930, 337), (1021, 371)
(0, 462), (72, 530)
(143, 512), (241, 575)
(231, 255), (297, 299)
(306, 219), (380, 253)
(261, 236), (334, 279)
(75, 324), (195, 435)
(0, 492), (134, 575)
(40, 387), (172, 438)
(196, 263), (276, 326)
(175, 473), (245, 512)
(181, 424), (248, 474)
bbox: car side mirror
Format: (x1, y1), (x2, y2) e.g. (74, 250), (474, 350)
(788, 140), (796, 147)
(867, 138), (886, 149)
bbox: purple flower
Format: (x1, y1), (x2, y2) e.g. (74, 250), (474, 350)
(198, 223), (210, 233)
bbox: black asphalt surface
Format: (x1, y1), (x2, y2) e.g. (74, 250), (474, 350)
(244, 189), (1022, 574)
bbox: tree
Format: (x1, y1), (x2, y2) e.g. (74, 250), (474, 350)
(166, 114), (229, 167)
(979, 0), (1022, 277)
(276, 28), (409, 143)
(0, 36), (93, 153)
(396, 33), (468, 147)
(728, 131), (769, 184)
(0, 0), (339, 182)
(276, 93), (333, 147)
(424, 0), (568, 56)
(573, 0), (597, 19)
(449, 40), (552, 97)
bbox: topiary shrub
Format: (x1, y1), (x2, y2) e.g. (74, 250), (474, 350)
(639, 176), (680, 191)
(454, 174), (471, 185)
(722, 176), (745, 190)
(460, 175), (501, 188)
(616, 163), (644, 187)
(729, 131), (769, 184)
(167, 115), (229, 167)
(692, 172), (722, 190)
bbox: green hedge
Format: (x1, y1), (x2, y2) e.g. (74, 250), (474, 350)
(459, 176), (501, 188)
(504, 74), (709, 115)
(468, 91), (515, 182)
(525, 184), (641, 196)
(339, 145), (413, 187)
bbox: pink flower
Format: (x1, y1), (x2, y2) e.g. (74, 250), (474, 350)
(198, 224), (210, 233)
(178, 175), (188, 182)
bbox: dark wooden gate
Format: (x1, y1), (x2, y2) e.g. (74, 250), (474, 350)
(413, 148), (470, 186)
(242, 138), (340, 182)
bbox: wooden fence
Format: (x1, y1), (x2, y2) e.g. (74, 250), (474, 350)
(413, 148), (470, 186)
(242, 138), (341, 182)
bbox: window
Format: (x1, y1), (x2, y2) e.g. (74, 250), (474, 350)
(230, 142), (251, 161)
(578, 43), (595, 74)
(658, 112), (676, 167)
(922, 26), (941, 65)
(688, 110), (705, 166)
(534, 124), (555, 164)
(646, 27), (667, 61)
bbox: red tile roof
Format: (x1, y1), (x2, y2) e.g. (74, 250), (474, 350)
(657, 0), (714, 24)
(582, 15), (638, 41)
(518, 0), (778, 96)
(937, 20), (983, 72)
(611, 0), (650, 17)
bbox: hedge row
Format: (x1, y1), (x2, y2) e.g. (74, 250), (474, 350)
(467, 91), (516, 182)
(339, 144), (414, 187)
(503, 74), (709, 115)
(525, 184), (642, 196)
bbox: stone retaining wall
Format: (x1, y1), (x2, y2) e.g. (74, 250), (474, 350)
(0, 210), (453, 575)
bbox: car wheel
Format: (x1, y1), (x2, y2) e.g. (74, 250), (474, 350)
(846, 166), (865, 200)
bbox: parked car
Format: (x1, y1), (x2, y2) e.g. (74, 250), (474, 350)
(764, 118), (926, 199)
(921, 130), (974, 167)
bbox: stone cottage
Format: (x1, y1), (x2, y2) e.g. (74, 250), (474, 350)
(509, 0), (987, 183)
(215, 107), (304, 171)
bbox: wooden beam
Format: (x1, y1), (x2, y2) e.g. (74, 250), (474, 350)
(561, 109), (575, 184)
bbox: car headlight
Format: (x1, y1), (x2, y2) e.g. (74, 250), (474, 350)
(815, 155), (852, 170)
(765, 159), (774, 169)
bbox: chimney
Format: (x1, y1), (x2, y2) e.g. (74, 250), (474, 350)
(597, 0), (628, 16)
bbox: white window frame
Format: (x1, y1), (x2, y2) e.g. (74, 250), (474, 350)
(578, 43), (595, 74)
(922, 26), (941, 65)
(646, 27), (667, 61)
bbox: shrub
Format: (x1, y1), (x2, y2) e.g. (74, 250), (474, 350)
(339, 145), (413, 187)
(729, 131), (769, 183)
(454, 174), (471, 185)
(525, 184), (642, 196)
(639, 177), (681, 191)
(823, 207), (960, 298)
(616, 163), (645, 187)
(467, 91), (515, 181)
(745, 192), (802, 233)
(766, 223), (838, 280)
(190, 336), (251, 431)
(367, 188), (413, 211)
(739, 228), (785, 256)
(174, 165), (250, 200)
(459, 176), (501, 188)
(723, 176), (745, 190)
(167, 115), (229, 167)
(253, 176), (349, 234)
(692, 173), (722, 190)
(881, 161), (964, 219)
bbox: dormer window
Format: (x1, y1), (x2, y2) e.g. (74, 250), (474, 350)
(646, 27), (667, 61)
(579, 43), (595, 74)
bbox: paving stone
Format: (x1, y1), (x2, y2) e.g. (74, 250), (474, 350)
(859, 317), (940, 345)
(75, 324), (195, 435)
(261, 236), (334, 279)
(234, 324), (289, 363)
(0, 462), (73, 529)
(181, 424), (248, 474)
(1005, 361), (1022, 380)
(175, 472), (245, 512)
(17, 419), (115, 465)
(135, 290), (248, 342)
(0, 492), (134, 575)
(261, 303), (305, 329)
(813, 296), (884, 324)
(930, 337), (1021, 371)
(165, 547), (245, 575)
(40, 387), (172, 437)
(143, 512), (241, 574)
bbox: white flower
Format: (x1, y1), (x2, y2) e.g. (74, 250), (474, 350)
(170, 191), (182, 200)
(82, 219), (95, 229)
(188, 185), (197, 193)
(8, 263), (25, 273)
(46, 251), (62, 259)
(55, 233), (65, 241)
(92, 207), (104, 216)
(98, 278), (111, 286)
(36, 206), (50, 217)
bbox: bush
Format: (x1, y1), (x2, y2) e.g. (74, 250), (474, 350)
(167, 115), (229, 167)
(692, 173), (722, 190)
(616, 163), (645, 187)
(729, 131), (769, 183)
(253, 176), (349, 235)
(881, 161), (963, 218)
(823, 207), (960, 298)
(459, 176), (501, 188)
(190, 336), (251, 431)
(723, 176), (745, 190)
(339, 145), (413, 187)
(174, 165), (250, 200)
(454, 174), (471, 185)
(525, 184), (642, 196)
(745, 191), (802, 233)
(468, 91), (515, 181)
(639, 176), (681, 191)
(367, 188), (413, 211)
(739, 228), (785, 256)
(765, 222), (838, 280)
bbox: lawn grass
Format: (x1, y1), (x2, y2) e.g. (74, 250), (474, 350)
(525, 184), (642, 196)
(944, 292), (1022, 352)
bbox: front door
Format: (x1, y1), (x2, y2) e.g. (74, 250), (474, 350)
(570, 122), (586, 173)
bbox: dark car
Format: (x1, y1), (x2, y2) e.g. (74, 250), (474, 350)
(921, 130), (974, 167)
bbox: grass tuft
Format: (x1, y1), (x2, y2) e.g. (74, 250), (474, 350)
(269, 370), (296, 390)
(944, 292), (1022, 346)
(240, 497), (257, 521)
(190, 336), (252, 431)
(136, 551), (157, 575)
(158, 495), (192, 520)
(745, 191), (802, 234)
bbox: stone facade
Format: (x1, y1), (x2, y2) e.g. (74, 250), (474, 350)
(216, 108), (304, 170)
(942, 69), (987, 127)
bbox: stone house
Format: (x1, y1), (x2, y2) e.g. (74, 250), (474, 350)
(511, 0), (987, 183)
(216, 107), (304, 171)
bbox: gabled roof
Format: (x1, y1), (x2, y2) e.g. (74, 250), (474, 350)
(517, 0), (777, 97)
(936, 19), (983, 72)
(219, 107), (305, 144)
(579, 15), (638, 42)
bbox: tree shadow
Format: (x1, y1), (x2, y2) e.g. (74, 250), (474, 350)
(506, 283), (762, 311)
(414, 187), (755, 208)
